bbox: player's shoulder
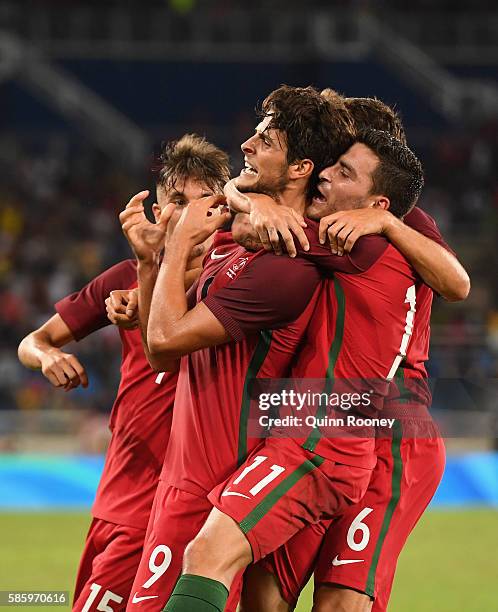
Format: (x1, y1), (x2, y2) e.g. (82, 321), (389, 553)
(347, 234), (390, 272)
(404, 206), (439, 233)
(379, 242), (417, 282)
(244, 249), (322, 296)
(255, 246), (320, 272)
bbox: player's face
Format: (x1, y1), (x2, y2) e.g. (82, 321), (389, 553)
(236, 117), (290, 196)
(153, 178), (215, 234)
(307, 143), (379, 219)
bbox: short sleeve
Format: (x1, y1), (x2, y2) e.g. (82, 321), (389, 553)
(203, 252), (321, 341)
(55, 259), (137, 341)
(403, 207), (454, 254)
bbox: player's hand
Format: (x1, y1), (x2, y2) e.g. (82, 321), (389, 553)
(248, 195), (309, 257)
(224, 179), (251, 214)
(120, 191), (176, 263)
(39, 348), (88, 391)
(319, 208), (393, 255)
(105, 289), (139, 330)
(172, 195), (231, 247)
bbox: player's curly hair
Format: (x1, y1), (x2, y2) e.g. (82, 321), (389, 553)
(357, 128), (424, 218)
(154, 134), (231, 193)
(261, 85), (356, 197)
(321, 88), (406, 144)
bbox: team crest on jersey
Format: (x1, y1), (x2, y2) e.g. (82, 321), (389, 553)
(226, 257), (250, 279)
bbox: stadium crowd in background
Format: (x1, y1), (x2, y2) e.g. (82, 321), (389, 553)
(0, 120), (496, 424)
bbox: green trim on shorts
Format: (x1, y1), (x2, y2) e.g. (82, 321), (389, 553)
(365, 420), (403, 597)
(238, 330), (273, 466)
(303, 278), (345, 452)
(394, 366), (412, 404)
(238, 454), (325, 534)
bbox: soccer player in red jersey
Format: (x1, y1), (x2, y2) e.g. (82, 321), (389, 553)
(225, 90), (470, 612)
(233, 93), (468, 303)
(305, 101), (462, 612)
(122, 86), (356, 611)
(159, 129), (454, 612)
(227, 97), (468, 612)
(220, 95), (467, 612)
(17, 134), (230, 612)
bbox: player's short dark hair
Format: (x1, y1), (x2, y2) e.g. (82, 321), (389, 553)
(321, 89), (406, 144)
(154, 133), (231, 193)
(357, 128), (424, 218)
(261, 85), (355, 196)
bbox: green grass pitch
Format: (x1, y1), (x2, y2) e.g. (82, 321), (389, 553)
(0, 509), (496, 611)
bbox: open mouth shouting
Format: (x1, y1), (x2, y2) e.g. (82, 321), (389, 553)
(241, 158), (258, 177)
(311, 181), (328, 206)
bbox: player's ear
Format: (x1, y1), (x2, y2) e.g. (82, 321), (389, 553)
(152, 203), (162, 222)
(289, 159), (314, 181)
(371, 195), (390, 211)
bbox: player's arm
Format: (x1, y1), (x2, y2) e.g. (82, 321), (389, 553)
(104, 253), (205, 331)
(147, 196), (231, 371)
(147, 197), (319, 370)
(119, 191), (210, 363)
(224, 180), (309, 257)
(224, 179), (252, 214)
(18, 259), (137, 390)
(18, 315), (88, 390)
(319, 207), (470, 302)
(119, 191), (176, 363)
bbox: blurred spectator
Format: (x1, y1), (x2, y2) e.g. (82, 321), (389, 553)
(0, 134), (141, 415)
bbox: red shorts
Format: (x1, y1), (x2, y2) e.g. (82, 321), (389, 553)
(261, 423), (446, 610)
(256, 519), (331, 608)
(126, 481), (240, 612)
(208, 438), (372, 563)
(73, 518), (145, 612)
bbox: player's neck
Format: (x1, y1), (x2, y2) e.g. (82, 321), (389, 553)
(277, 184), (306, 215)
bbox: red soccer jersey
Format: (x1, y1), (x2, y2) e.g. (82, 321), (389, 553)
(288, 207), (451, 467)
(161, 207), (451, 487)
(55, 260), (176, 530)
(160, 236), (323, 497)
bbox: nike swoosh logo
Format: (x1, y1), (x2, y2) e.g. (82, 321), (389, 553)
(221, 489), (251, 499)
(131, 593), (159, 603)
(332, 555), (364, 566)
(211, 249), (232, 260)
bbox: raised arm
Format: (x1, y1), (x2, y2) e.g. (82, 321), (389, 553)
(146, 196), (320, 371)
(18, 315), (88, 390)
(319, 207), (470, 302)
(147, 196), (231, 371)
(119, 191), (214, 348)
(119, 190), (175, 364)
